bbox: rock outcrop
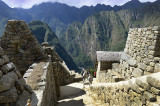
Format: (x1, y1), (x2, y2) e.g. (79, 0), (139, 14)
(0, 47), (32, 106)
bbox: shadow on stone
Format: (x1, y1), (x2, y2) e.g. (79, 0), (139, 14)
(56, 99), (85, 106)
(59, 85), (86, 100)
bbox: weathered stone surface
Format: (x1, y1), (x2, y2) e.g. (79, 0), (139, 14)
(144, 91), (156, 102)
(138, 63), (147, 70)
(0, 58), (5, 66)
(1, 55), (9, 64)
(1, 62), (15, 74)
(147, 76), (160, 89)
(15, 78), (26, 94)
(131, 84), (144, 94)
(16, 90), (31, 106)
(154, 63), (160, 73)
(150, 87), (160, 95)
(146, 66), (154, 73)
(132, 68), (143, 77)
(24, 85), (33, 93)
(0, 87), (18, 103)
(0, 47), (4, 56)
(0, 71), (18, 92)
(14, 70), (22, 78)
(0, 20), (47, 75)
(121, 53), (137, 67)
(121, 53), (130, 61)
(127, 58), (137, 67)
(136, 79), (151, 90)
(0, 71), (2, 77)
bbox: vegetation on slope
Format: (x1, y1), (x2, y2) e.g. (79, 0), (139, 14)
(61, 0), (160, 68)
(28, 21), (80, 72)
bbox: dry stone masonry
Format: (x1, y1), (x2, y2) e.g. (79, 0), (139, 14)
(96, 26), (160, 83)
(87, 72), (160, 106)
(121, 26), (160, 78)
(0, 20), (47, 75)
(0, 20), (82, 106)
(0, 47), (32, 106)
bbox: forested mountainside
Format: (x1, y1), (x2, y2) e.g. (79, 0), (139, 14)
(61, 0), (160, 68)
(0, 0), (160, 68)
(28, 21), (80, 72)
(0, 0), (152, 37)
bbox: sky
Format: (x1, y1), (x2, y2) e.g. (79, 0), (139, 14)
(1, 0), (157, 8)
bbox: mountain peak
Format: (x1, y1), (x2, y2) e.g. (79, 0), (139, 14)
(0, 0), (9, 8)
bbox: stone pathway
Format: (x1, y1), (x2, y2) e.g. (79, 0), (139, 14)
(56, 82), (88, 106)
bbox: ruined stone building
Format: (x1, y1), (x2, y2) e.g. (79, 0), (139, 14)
(95, 51), (123, 82)
(87, 26), (160, 105)
(96, 26), (160, 83)
(0, 20), (47, 75)
(0, 20), (82, 106)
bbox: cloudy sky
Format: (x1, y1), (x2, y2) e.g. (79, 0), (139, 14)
(1, 0), (157, 8)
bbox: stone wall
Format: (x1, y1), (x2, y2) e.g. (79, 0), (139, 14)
(87, 72), (160, 106)
(42, 42), (81, 86)
(0, 20), (47, 75)
(119, 26), (160, 78)
(97, 26), (160, 83)
(24, 58), (57, 106)
(0, 47), (32, 106)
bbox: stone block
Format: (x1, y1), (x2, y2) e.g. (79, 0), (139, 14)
(0, 87), (18, 103)
(1, 62), (15, 74)
(150, 87), (160, 95)
(14, 70), (22, 78)
(24, 85), (33, 93)
(16, 90), (31, 106)
(144, 91), (156, 102)
(150, 62), (155, 67)
(136, 79), (151, 90)
(136, 56), (141, 63)
(127, 58), (137, 67)
(0, 71), (18, 92)
(1, 55), (9, 64)
(131, 84), (144, 94)
(154, 63), (160, 73)
(0, 58), (5, 66)
(143, 58), (150, 65)
(146, 66), (154, 73)
(15, 78), (26, 94)
(0, 47), (4, 56)
(0, 71), (2, 78)
(132, 68), (143, 77)
(138, 63), (147, 71)
(147, 76), (160, 89)
(152, 26), (159, 31)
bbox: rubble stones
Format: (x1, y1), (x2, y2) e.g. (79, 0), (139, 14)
(1, 62), (15, 74)
(0, 71), (18, 92)
(132, 68), (143, 77)
(0, 46), (32, 105)
(0, 87), (18, 103)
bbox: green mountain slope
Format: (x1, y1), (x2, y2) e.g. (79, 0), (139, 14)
(28, 21), (80, 72)
(61, 0), (160, 68)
